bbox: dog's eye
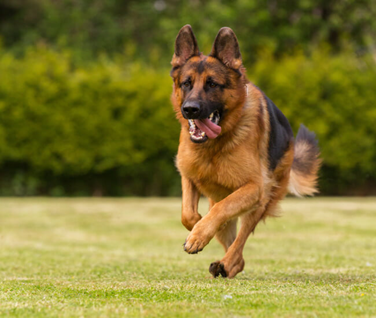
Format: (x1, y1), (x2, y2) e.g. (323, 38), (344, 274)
(208, 81), (217, 88)
(182, 81), (191, 88)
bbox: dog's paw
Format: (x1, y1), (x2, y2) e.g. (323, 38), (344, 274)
(183, 216), (217, 254)
(183, 234), (206, 254)
(209, 261), (228, 278)
(183, 228), (212, 254)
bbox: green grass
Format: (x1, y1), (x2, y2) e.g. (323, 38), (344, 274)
(0, 197), (375, 317)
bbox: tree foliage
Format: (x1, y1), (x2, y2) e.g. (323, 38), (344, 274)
(1, 0), (375, 62)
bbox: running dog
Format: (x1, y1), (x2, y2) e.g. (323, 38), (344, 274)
(170, 25), (321, 278)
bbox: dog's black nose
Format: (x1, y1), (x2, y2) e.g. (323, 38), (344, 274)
(182, 101), (201, 119)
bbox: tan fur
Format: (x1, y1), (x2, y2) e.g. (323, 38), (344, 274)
(174, 81), (294, 278)
(171, 26), (320, 278)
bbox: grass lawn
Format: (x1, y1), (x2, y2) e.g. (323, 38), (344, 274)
(0, 197), (375, 317)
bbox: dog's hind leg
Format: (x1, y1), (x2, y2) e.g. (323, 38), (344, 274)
(208, 198), (237, 252)
(215, 218), (238, 252)
(209, 206), (266, 278)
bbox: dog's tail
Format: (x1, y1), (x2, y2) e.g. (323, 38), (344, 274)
(288, 124), (321, 197)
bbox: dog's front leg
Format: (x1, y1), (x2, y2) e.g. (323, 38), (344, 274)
(209, 206), (266, 278)
(181, 176), (202, 231)
(183, 182), (262, 254)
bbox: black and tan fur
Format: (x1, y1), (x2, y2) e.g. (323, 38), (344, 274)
(170, 25), (321, 278)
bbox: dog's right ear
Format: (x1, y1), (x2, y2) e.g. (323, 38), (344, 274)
(171, 25), (200, 68)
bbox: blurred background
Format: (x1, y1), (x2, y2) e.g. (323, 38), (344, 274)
(0, 0), (375, 197)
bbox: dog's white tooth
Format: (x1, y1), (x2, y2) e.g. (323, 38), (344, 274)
(201, 132), (205, 137)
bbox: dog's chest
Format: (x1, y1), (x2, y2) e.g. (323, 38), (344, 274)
(177, 144), (258, 198)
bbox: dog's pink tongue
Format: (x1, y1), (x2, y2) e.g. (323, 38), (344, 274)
(194, 118), (221, 139)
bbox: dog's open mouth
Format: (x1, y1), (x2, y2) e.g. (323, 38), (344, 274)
(188, 110), (221, 143)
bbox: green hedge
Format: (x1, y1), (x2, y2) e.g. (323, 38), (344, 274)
(0, 46), (375, 195)
(0, 46), (179, 195)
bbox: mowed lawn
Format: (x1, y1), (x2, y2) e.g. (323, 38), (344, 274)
(0, 198), (375, 317)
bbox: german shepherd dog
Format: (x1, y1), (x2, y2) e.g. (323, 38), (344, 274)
(170, 25), (321, 278)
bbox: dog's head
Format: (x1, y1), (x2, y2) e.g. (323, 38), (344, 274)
(170, 25), (248, 143)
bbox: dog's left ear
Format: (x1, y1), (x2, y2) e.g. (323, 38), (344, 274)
(210, 27), (242, 69)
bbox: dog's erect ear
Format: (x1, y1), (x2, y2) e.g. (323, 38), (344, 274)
(171, 25), (200, 68)
(210, 27), (242, 69)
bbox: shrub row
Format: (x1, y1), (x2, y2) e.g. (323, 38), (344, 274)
(0, 46), (375, 195)
(0, 47), (179, 195)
